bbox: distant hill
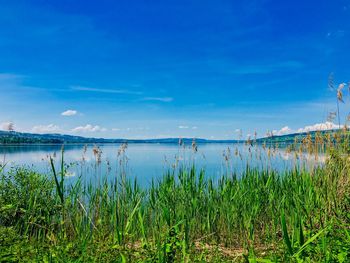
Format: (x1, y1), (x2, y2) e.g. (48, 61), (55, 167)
(0, 129), (340, 145)
(0, 131), (238, 144)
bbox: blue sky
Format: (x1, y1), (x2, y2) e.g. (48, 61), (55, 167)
(0, 0), (349, 139)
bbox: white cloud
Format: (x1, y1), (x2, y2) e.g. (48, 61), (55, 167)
(273, 126), (292, 136)
(176, 125), (197, 130)
(71, 86), (142, 95)
(271, 122), (341, 137)
(297, 122), (340, 133)
(71, 124), (107, 133)
(1, 122), (14, 131)
(112, 128), (121, 131)
(32, 124), (61, 134)
(141, 97), (173, 102)
(61, 110), (77, 116)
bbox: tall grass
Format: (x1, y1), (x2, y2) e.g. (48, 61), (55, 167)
(0, 136), (349, 262)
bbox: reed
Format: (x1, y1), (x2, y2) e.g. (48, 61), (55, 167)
(0, 137), (349, 262)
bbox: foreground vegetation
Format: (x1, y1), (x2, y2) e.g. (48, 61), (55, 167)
(0, 137), (350, 262)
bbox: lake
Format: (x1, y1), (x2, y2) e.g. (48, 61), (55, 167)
(0, 143), (323, 186)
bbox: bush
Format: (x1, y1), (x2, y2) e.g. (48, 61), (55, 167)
(0, 168), (59, 236)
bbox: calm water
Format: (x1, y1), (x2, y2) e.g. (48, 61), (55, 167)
(0, 143), (322, 186)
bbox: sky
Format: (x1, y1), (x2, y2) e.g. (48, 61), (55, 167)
(0, 0), (350, 139)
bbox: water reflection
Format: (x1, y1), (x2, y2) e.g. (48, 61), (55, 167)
(0, 143), (325, 186)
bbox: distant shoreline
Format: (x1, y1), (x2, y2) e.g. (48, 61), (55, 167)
(0, 129), (340, 145)
(0, 141), (240, 146)
(0, 131), (239, 145)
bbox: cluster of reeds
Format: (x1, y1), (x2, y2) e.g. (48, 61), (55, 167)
(0, 135), (349, 262)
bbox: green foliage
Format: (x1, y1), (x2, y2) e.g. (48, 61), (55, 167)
(0, 168), (58, 234)
(0, 148), (350, 262)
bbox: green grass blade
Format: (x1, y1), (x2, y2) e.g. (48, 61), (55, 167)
(293, 228), (326, 258)
(281, 210), (293, 255)
(49, 156), (64, 204)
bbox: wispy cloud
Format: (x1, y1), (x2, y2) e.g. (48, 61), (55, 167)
(61, 110), (77, 116)
(141, 97), (173, 102)
(71, 86), (142, 95)
(326, 30), (346, 39)
(32, 124), (61, 134)
(178, 125), (198, 129)
(112, 127), (149, 132)
(230, 61), (304, 75)
(0, 73), (23, 81)
(71, 124), (107, 133)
